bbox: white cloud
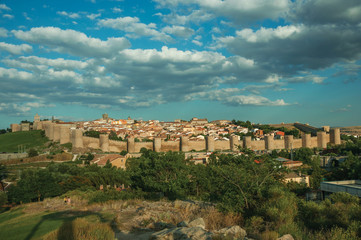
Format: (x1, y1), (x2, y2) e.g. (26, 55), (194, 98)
(87, 13), (101, 20)
(162, 25), (195, 38)
(155, 0), (290, 23)
(57, 11), (80, 19)
(234, 25), (303, 43)
(12, 27), (131, 58)
(23, 12), (31, 21)
(159, 10), (213, 25)
(290, 0), (361, 25)
(218, 24), (361, 73)
(112, 7), (122, 13)
(98, 17), (172, 42)
(0, 67), (32, 81)
(3, 14), (14, 19)
(0, 42), (32, 55)
(0, 4), (11, 11)
(192, 40), (203, 46)
(0, 28), (8, 37)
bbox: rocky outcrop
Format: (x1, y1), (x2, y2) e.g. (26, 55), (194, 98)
(214, 225), (247, 240)
(277, 234), (294, 240)
(151, 226), (213, 240)
(151, 218), (248, 240)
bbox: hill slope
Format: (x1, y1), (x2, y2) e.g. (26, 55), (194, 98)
(0, 130), (48, 153)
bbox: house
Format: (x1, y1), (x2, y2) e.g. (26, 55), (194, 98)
(275, 157), (303, 169)
(91, 153), (131, 169)
(284, 172), (310, 187)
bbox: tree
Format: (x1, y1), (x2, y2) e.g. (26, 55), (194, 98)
(8, 169), (62, 203)
(126, 150), (190, 200)
(28, 149), (38, 157)
(0, 164), (8, 191)
(294, 147), (314, 164)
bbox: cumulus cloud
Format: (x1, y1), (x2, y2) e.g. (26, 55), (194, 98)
(3, 14), (14, 19)
(155, 0), (290, 23)
(0, 42), (32, 55)
(188, 88), (289, 106)
(158, 10), (213, 25)
(0, 4), (11, 11)
(290, 0), (361, 25)
(0, 43), (287, 111)
(98, 16), (172, 42)
(12, 27), (131, 58)
(162, 25), (194, 38)
(87, 13), (101, 20)
(112, 7), (122, 13)
(218, 24), (361, 75)
(0, 27), (7, 37)
(57, 11), (80, 19)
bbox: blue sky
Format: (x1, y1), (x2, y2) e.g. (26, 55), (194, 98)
(0, 0), (360, 129)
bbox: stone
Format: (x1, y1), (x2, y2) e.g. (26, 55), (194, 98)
(215, 225), (247, 240)
(154, 222), (176, 231)
(188, 218), (205, 229)
(173, 227), (213, 240)
(151, 227), (213, 240)
(277, 234), (294, 240)
(177, 221), (189, 227)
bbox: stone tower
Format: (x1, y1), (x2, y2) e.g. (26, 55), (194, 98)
(330, 128), (341, 145)
(34, 113), (40, 122)
(180, 136), (189, 152)
(230, 135), (239, 151)
(243, 136), (252, 149)
(317, 131), (327, 148)
(100, 134), (110, 152)
(206, 136), (215, 152)
(153, 137), (161, 152)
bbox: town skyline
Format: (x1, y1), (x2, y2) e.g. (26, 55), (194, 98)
(1, 0), (360, 129)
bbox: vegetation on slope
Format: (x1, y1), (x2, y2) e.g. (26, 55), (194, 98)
(0, 141), (361, 239)
(0, 130), (48, 153)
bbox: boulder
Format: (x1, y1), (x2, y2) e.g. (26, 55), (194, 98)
(173, 227), (213, 240)
(151, 227), (213, 240)
(177, 221), (189, 227)
(277, 234), (294, 240)
(188, 218), (205, 229)
(215, 226), (247, 240)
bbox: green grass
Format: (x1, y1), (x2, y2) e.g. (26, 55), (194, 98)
(0, 208), (114, 240)
(0, 131), (48, 153)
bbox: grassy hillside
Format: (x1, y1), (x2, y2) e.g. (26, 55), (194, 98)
(0, 130), (48, 153)
(0, 198), (116, 240)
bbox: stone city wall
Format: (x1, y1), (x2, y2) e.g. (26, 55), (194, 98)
(160, 141), (180, 152)
(214, 140), (230, 151)
(40, 123), (341, 153)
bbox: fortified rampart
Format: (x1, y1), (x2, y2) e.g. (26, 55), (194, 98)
(40, 123), (341, 153)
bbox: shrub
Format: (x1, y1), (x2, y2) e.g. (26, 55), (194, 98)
(44, 218), (113, 240)
(28, 148), (38, 157)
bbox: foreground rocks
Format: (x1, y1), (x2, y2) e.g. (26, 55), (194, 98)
(151, 217), (248, 240)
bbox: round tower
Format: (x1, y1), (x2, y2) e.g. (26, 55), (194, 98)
(180, 136), (189, 152)
(265, 135), (275, 150)
(127, 138), (135, 153)
(302, 133), (311, 148)
(230, 135), (239, 151)
(206, 136), (215, 152)
(284, 135), (294, 149)
(72, 129), (84, 148)
(153, 137), (161, 152)
(100, 134), (109, 152)
(317, 131), (327, 148)
(330, 128), (341, 145)
(243, 136), (252, 149)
